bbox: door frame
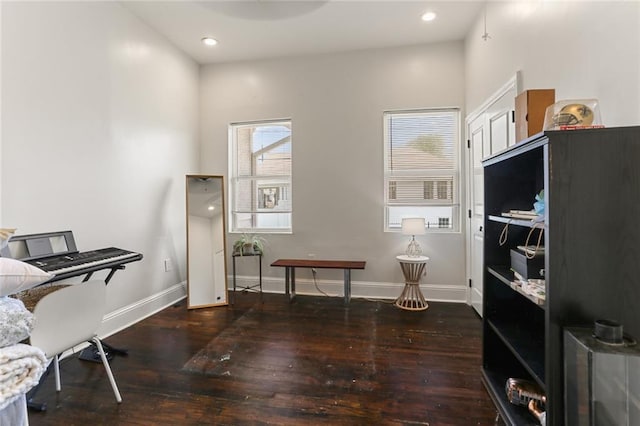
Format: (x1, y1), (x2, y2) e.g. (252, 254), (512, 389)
(464, 72), (521, 309)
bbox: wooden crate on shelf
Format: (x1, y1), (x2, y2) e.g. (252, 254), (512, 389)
(515, 89), (555, 142)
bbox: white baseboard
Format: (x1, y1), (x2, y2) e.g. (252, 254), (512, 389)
(231, 275), (468, 303)
(98, 281), (187, 339)
(61, 282), (186, 360)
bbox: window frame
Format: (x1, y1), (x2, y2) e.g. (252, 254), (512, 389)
(228, 118), (293, 234)
(383, 108), (461, 233)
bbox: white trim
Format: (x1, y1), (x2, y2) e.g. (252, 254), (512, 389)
(464, 72), (521, 310)
(232, 275), (468, 304)
(228, 119), (293, 234)
(383, 108), (462, 233)
(229, 117), (292, 127)
(466, 71), (521, 126)
(98, 282), (187, 338)
(58, 282), (187, 361)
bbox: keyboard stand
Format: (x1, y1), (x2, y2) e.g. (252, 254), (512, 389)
(80, 264), (125, 284)
(78, 341), (127, 362)
(78, 264), (129, 363)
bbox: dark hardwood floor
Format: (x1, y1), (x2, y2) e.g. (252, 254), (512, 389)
(28, 292), (499, 425)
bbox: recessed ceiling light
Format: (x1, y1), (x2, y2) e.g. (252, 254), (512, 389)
(421, 12), (437, 22)
(201, 37), (218, 46)
(208, 205), (215, 211)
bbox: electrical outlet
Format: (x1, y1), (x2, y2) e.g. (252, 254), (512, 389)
(312, 268), (317, 274)
(164, 258), (172, 272)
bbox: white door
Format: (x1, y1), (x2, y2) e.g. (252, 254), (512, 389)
(468, 114), (485, 315)
(466, 75), (519, 316)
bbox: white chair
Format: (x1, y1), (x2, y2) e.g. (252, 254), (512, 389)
(29, 280), (122, 403)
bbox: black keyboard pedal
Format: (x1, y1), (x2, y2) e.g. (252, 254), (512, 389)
(78, 343), (114, 363)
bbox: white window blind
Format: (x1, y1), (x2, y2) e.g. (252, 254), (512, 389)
(384, 109), (460, 231)
(229, 120), (292, 233)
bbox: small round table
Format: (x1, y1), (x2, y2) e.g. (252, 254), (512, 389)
(395, 255), (429, 311)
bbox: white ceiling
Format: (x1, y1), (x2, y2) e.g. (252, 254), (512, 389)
(121, 1), (486, 64)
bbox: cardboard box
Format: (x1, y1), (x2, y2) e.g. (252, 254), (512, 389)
(515, 89), (555, 142)
(510, 249), (545, 280)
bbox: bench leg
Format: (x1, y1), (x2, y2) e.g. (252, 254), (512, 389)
(290, 267), (296, 301)
(344, 269), (351, 304)
(285, 267), (296, 302)
(285, 267), (290, 298)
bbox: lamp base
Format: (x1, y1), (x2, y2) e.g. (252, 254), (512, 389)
(405, 238), (422, 257)
(395, 283), (429, 311)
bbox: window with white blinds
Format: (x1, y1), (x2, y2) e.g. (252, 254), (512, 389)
(229, 119), (292, 233)
(384, 109), (460, 232)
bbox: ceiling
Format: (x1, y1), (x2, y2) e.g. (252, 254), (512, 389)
(121, 1), (486, 64)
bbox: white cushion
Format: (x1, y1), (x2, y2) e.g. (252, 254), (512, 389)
(0, 297), (34, 347)
(0, 258), (53, 297)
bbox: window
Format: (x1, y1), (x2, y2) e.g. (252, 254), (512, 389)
(229, 120), (292, 233)
(384, 109), (460, 232)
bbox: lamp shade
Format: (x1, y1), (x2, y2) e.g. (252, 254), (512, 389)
(401, 218), (425, 235)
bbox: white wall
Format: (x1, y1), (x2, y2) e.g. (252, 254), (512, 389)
(1, 2), (199, 320)
(465, 1), (640, 125)
(5, 1), (634, 317)
(200, 43), (469, 301)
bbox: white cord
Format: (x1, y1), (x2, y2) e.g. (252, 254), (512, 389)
(524, 223), (545, 259)
(499, 221), (511, 246)
(312, 269), (332, 297)
(311, 270), (393, 304)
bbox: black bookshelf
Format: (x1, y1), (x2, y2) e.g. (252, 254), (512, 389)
(481, 126), (640, 425)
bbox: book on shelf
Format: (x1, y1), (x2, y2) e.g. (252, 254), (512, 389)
(501, 209), (541, 220)
(517, 245), (545, 256)
(521, 279), (545, 301)
(510, 271), (546, 304)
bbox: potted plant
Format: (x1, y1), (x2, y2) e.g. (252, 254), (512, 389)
(232, 233), (266, 256)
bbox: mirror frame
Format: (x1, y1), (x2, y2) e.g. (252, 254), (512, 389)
(186, 174), (229, 309)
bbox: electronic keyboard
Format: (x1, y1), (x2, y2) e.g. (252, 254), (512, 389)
(0, 230), (143, 284)
(31, 247), (141, 275)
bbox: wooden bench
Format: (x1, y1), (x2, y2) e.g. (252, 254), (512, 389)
(270, 259), (366, 304)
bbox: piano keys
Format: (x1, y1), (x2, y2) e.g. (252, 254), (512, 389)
(0, 230), (143, 284)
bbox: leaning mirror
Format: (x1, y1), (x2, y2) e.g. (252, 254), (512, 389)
(186, 175), (228, 308)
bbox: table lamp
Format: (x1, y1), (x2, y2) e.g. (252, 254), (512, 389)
(402, 218), (425, 257)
